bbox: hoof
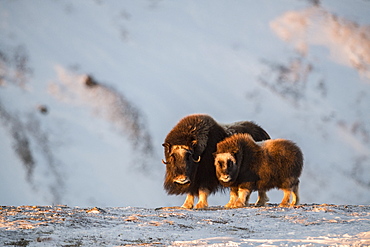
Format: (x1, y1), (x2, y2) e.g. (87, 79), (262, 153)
(255, 201), (267, 206)
(234, 201), (247, 208)
(194, 202), (208, 209)
(181, 203), (193, 209)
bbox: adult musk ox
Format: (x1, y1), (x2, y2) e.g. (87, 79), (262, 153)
(162, 114), (270, 209)
(214, 133), (303, 208)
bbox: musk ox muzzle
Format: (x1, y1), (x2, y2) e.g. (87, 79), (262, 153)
(173, 175), (190, 184)
(219, 174), (231, 183)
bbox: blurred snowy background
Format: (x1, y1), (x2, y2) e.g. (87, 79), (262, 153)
(1, 0), (369, 208)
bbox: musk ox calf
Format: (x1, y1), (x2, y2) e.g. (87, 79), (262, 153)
(162, 114), (270, 209)
(214, 133), (303, 208)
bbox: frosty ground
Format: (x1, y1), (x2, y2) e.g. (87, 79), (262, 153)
(1, 204), (369, 246)
(1, 0), (370, 209)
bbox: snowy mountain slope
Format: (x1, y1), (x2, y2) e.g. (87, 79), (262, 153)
(0, 0), (370, 207)
(1, 204), (369, 246)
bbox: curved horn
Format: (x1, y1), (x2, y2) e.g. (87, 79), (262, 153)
(162, 143), (170, 148)
(162, 159), (168, 165)
(192, 155), (201, 163)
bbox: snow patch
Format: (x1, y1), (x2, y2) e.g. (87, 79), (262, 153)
(271, 6), (370, 79)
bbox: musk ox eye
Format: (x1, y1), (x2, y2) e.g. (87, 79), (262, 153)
(227, 160), (233, 168)
(165, 154), (175, 164)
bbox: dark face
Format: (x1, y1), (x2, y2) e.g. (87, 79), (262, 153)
(162, 144), (201, 185)
(214, 153), (238, 184)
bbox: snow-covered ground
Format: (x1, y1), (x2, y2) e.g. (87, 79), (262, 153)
(1, 0), (370, 209)
(1, 204), (369, 246)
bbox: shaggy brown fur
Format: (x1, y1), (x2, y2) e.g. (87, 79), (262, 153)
(214, 133), (303, 208)
(222, 121), (270, 142)
(163, 114), (270, 209)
